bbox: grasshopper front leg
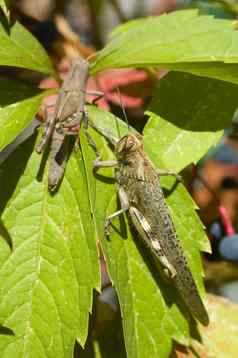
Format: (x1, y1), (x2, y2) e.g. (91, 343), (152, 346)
(94, 158), (118, 168)
(81, 111), (101, 160)
(48, 130), (68, 191)
(93, 158), (123, 234)
(156, 168), (182, 182)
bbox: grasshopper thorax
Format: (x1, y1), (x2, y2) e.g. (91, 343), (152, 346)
(115, 134), (143, 159)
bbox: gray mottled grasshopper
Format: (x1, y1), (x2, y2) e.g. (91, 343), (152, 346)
(36, 56), (93, 191)
(93, 129), (209, 326)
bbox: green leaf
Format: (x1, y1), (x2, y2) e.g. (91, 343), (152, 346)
(102, 202), (194, 358)
(144, 72), (238, 172)
(0, 19), (55, 75)
(0, 79), (54, 151)
(90, 10), (238, 84)
(0, 132), (100, 356)
(191, 294), (238, 357)
(87, 104), (133, 143)
(86, 106), (209, 357)
(0, 101), (210, 357)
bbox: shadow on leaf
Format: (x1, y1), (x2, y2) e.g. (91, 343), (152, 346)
(0, 324), (14, 336)
(0, 133), (37, 215)
(149, 72), (238, 132)
(0, 219), (12, 249)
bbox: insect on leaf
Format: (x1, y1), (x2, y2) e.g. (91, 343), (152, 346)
(86, 105), (209, 357)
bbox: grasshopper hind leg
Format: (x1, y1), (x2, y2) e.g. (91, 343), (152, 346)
(36, 106), (56, 154)
(129, 206), (177, 279)
(100, 181), (177, 280)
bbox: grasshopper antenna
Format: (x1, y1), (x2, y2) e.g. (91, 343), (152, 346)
(116, 86), (130, 135)
(88, 86), (130, 148)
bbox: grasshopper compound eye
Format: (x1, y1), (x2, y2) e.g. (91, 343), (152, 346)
(125, 136), (137, 150)
(116, 134), (141, 155)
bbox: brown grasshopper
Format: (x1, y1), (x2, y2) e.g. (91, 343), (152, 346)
(93, 129), (209, 326)
(37, 56), (100, 191)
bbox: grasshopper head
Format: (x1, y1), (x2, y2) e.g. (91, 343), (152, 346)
(115, 133), (143, 158)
